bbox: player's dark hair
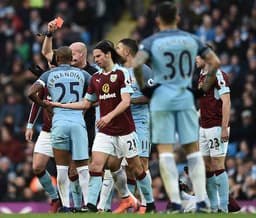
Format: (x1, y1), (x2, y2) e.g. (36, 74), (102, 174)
(118, 38), (138, 57)
(157, 1), (177, 24)
(55, 46), (72, 63)
(94, 40), (123, 64)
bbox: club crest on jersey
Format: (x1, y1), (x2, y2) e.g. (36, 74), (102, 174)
(110, 74), (117, 82)
(102, 83), (110, 93)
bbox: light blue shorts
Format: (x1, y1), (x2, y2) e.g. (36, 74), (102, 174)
(51, 121), (88, 160)
(151, 109), (199, 145)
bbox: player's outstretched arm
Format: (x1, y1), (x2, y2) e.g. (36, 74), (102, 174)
(43, 98), (92, 110)
(41, 19), (58, 62)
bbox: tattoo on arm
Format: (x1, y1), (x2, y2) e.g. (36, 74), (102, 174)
(132, 51), (149, 89)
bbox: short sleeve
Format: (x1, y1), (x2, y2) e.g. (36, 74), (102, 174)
(85, 78), (97, 102)
(37, 71), (49, 87)
(120, 69), (133, 94)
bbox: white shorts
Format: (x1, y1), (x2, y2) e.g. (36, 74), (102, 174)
(199, 126), (229, 157)
(121, 158), (128, 166)
(34, 131), (54, 157)
(92, 132), (139, 158)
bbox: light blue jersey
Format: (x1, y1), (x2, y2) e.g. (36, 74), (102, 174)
(38, 64), (91, 160)
(139, 29), (209, 112)
(139, 29), (209, 144)
(38, 64), (91, 126)
(128, 64), (152, 157)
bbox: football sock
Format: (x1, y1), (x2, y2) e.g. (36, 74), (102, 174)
(187, 152), (207, 202)
(216, 169), (229, 213)
(77, 165), (89, 205)
(206, 173), (218, 211)
(127, 178), (136, 194)
(56, 165), (70, 207)
(137, 170), (152, 206)
(97, 169), (114, 210)
(136, 171), (154, 204)
(111, 167), (130, 197)
(87, 171), (103, 206)
(37, 170), (58, 200)
(159, 153), (181, 204)
(70, 178), (82, 208)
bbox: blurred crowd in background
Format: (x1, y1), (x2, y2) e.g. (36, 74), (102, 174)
(0, 0), (256, 203)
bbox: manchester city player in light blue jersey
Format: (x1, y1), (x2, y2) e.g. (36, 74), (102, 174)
(132, 1), (221, 213)
(116, 38), (155, 213)
(28, 46), (91, 211)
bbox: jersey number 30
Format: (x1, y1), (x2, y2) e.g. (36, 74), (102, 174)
(164, 50), (192, 80)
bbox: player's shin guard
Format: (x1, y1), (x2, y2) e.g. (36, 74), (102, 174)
(187, 152), (207, 202)
(159, 153), (181, 204)
(215, 170), (229, 213)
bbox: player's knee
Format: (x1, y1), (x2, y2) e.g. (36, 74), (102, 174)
(130, 163), (144, 177)
(125, 166), (134, 178)
(140, 157), (149, 171)
(68, 166), (78, 178)
(89, 160), (104, 173)
(32, 164), (45, 176)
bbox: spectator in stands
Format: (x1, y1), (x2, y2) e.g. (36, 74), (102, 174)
(0, 124), (25, 165)
(0, 157), (10, 200)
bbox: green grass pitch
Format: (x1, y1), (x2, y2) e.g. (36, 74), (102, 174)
(0, 213), (255, 218)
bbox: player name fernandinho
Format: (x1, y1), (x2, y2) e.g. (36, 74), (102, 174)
(48, 72), (85, 87)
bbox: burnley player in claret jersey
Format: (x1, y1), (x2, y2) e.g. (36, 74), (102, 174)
(25, 86), (61, 213)
(47, 40), (155, 213)
(88, 65), (135, 136)
(196, 55), (231, 213)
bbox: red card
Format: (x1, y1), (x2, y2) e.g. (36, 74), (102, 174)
(56, 16), (64, 28)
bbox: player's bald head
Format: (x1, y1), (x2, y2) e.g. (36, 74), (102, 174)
(69, 42), (87, 67)
(69, 42), (87, 56)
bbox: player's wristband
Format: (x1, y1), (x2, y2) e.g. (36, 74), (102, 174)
(141, 84), (160, 98)
(46, 31), (53, 37)
(27, 123), (33, 129)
